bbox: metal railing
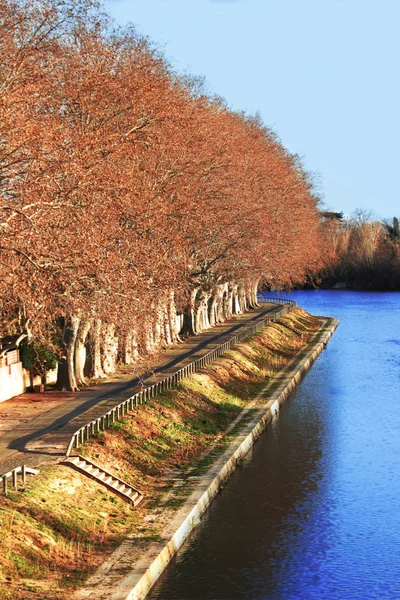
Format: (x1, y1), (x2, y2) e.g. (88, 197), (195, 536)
(1, 465), (39, 495)
(65, 300), (296, 457)
(260, 297), (296, 306)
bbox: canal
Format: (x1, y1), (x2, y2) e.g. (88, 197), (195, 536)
(147, 291), (400, 600)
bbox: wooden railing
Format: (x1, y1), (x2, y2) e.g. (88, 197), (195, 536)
(1, 465), (39, 495)
(65, 300), (296, 457)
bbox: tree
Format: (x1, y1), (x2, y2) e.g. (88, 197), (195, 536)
(383, 217), (400, 243)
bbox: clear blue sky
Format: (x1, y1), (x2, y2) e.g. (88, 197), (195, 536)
(103, 0), (399, 220)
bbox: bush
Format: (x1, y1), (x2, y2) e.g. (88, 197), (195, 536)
(20, 342), (57, 383)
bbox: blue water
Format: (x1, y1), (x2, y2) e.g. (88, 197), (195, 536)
(147, 291), (400, 600)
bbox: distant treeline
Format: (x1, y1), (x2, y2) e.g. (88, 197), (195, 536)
(315, 211), (400, 290)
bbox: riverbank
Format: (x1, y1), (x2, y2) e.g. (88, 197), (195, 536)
(0, 309), (334, 599)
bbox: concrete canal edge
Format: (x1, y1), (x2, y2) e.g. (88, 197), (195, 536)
(77, 317), (338, 600)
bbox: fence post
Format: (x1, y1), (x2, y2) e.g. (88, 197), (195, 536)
(12, 469), (17, 490)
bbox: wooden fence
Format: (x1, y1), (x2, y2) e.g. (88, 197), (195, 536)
(65, 299), (296, 457)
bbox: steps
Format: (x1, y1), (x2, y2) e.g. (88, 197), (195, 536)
(62, 456), (143, 506)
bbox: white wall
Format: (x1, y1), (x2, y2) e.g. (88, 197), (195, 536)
(0, 362), (25, 402)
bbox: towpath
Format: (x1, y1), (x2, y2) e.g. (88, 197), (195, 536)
(0, 302), (281, 473)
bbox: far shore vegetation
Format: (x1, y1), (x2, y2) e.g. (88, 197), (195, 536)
(315, 210), (400, 291)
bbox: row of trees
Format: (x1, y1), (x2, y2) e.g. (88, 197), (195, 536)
(320, 211), (400, 289)
(1, 0), (329, 389)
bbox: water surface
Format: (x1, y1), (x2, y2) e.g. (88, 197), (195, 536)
(148, 291), (400, 600)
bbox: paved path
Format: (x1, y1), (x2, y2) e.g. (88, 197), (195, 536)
(0, 303), (280, 473)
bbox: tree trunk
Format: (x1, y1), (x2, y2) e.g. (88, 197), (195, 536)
(182, 287), (198, 335)
(194, 289), (212, 334)
(215, 284), (228, 323)
(93, 319), (106, 379)
(102, 323), (118, 374)
(153, 309), (162, 349)
(248, 279), (260, 308)
(176, 313), (184, 338)
(167, 290), (183, 343)
(202, 292), (211, 330)
(56, 315), (80, 391)
(238, 285), (247, 312)
(159, 295), (171, 347)
(232, 285), (241, 314)
(144, 315), (155, 354)
(222, 290), (229, 320)
(124, 329), (139, 364)
(75, 319), (91, 386)
(209, 293), (217, 327)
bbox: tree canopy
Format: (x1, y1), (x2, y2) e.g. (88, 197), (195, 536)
(0, 0), (330, 388)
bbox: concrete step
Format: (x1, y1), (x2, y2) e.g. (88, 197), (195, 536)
(62, 455), (143, 506)
(128, 491), (141, 506)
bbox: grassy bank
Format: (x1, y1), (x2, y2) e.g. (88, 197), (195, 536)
(0, 308), (324, 599)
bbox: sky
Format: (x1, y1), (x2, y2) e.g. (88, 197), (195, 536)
(103, 0), (399, 220)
